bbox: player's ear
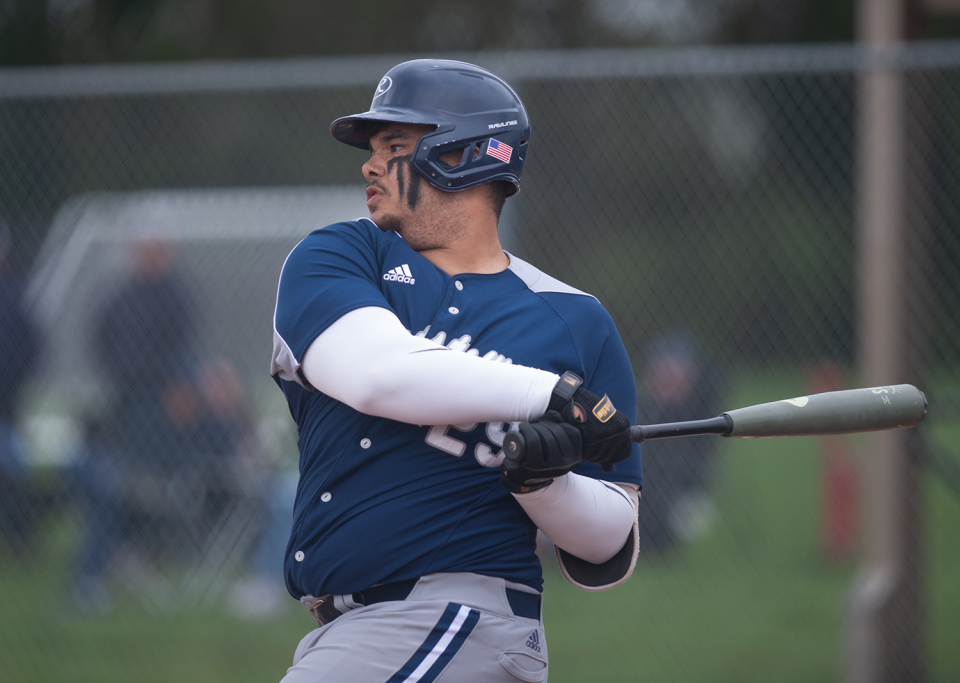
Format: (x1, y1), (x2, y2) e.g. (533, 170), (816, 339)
(437, 145), (469, 169)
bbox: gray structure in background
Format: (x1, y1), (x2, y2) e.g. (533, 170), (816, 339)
(27, 187), (367, 420)
(848, 1), (928, 682)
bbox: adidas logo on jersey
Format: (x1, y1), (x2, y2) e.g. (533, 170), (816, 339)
(383, 264), (415, 285)
(525, 630), (542, 653)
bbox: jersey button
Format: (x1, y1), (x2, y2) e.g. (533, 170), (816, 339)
(360, 438), (372, 449)
(295, 551), (305, 562)
(455, 281), (464, 291)
(320, 492), (332, 503)
(448, 306), (459, 315)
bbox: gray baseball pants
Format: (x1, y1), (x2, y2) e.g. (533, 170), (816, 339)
(280, 572), (548, 682)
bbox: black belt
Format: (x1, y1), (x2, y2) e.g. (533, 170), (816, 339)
(309, 578), (541, 627)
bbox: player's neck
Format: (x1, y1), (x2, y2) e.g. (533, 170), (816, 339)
(415, 194), (508, 276)
(418, 228), (509, 276)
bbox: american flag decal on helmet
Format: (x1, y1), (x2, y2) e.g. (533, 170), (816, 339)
(486, 139), (512, 163)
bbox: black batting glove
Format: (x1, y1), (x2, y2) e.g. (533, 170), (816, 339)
(500, 412), (582, 494)
(549, 372), (633, 472)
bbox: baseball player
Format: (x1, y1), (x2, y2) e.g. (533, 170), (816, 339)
(270, 59), (643, 682)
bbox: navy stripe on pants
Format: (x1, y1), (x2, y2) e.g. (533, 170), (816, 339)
(387, 603), (481, 683)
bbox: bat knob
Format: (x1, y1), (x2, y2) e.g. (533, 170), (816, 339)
(503, 432), (525, 458)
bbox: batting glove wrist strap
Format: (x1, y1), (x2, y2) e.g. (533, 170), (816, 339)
(549, 372), (633, 472)
(548, 371), (584, 413)
(500, 412), (582, 494)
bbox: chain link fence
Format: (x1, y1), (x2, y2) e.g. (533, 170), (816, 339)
(1, 44), (958, 682)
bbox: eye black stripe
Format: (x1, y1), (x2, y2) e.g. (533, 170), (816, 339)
(406, 161), (421, 209)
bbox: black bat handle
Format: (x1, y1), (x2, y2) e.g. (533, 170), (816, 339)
(503, 431), (526, 459)
(630, 415), (733, 442)
(502, 415), (733, 460)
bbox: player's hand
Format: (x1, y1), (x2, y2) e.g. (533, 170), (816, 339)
(500, 412), (582, 494)
(549, 372), (633, 472)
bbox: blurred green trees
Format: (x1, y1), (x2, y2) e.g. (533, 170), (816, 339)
(0, 0), (870, 67)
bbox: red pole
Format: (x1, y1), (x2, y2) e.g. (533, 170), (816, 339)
(807, 362), (858, 561)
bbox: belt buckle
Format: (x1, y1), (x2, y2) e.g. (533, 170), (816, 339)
(309, 595), (342, 627)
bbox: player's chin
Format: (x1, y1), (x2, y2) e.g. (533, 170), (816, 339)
(373, 211), (403, 234)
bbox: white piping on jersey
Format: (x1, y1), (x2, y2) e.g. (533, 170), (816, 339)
(505, 251), (597, 300)
(270, 236), (308, 382)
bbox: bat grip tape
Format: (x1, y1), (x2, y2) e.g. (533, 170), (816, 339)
(630, 415), (733, 442)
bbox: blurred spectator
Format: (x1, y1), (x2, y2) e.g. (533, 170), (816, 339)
(636, 333), (720, 553)
(93, 236), (198, 463)
(0, 216), (41, 557)
(69, 236), (198, 607)
(69, 417), (126, 611)
(156, 357), (265, 550)
(70, 355), (266, 610)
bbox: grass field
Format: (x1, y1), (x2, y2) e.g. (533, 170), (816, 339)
(2, 372), (958, 682)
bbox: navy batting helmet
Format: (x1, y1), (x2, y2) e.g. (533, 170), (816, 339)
(330, 59), (530, 197)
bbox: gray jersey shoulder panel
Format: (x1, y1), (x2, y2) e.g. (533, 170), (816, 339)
(506, 252), (596, 300)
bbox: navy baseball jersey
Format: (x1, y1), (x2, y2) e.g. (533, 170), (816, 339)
(271, 218), (642, 598)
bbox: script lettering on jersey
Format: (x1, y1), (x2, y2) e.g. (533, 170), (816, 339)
(416, 326), (517, 466)
(414, 326), (512, 364)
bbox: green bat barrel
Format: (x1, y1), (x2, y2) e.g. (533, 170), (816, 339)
(724, 384), (927, 438)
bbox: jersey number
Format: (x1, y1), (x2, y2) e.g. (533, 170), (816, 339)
(425, 421), (518, 467)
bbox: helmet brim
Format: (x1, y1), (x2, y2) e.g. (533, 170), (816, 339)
(330, 108), (444, 149)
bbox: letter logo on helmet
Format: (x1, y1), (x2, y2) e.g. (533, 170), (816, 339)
(374, 76), (392, 99)
(329, 59), (531, 197)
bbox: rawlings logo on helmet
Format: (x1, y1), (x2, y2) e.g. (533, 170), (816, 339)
(374, 77), (392, 98)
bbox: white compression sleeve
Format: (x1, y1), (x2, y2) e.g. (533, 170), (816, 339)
(300, 306), (559, 425)
(512, 474), (638, 564)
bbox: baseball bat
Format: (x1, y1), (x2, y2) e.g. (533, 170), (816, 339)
(503, 384), (927, 456)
